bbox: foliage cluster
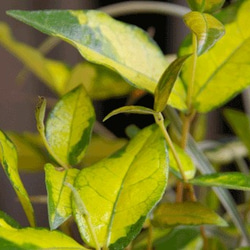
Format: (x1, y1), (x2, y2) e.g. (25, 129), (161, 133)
(1, 0), (250, 249)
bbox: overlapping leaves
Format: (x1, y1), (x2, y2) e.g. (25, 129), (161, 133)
(0, 130), (35, 227)
(36, 85), (95, 167)
(72, 125), (168, 249)
(7, 9), (187, 110)
(180, 0), (250, 112)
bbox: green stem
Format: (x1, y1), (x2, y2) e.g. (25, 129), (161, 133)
(154, 112), (188, 182)
(186, 33), (198, 111)
(100, 1), (189, 18)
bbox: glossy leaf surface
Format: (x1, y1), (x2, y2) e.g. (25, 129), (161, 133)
(67, 62), (132, 99)
(184, 12), (225, 55)
(103, 105), (156, 121)
(73, 125), (168, 249)
(7, 9), (187, 111)
(190, 172), (250, 191)
(187, 0), (225, 13)
(45, 163), (79, 230)
(152, 202), (227, 227)
(180, 0), (250, 112)
(154, 55), (190, 112)
(224, 109), (250, 154)
(0, 22), (69, 95)
(45, 85), (95, 166)
(169, 143), (196, 180)
(0, 130), (35, 227)
(0, 226), (86, 250)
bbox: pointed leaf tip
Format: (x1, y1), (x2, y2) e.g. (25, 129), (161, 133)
(103, 105), (156, 122)
(154, 55), (190, 112)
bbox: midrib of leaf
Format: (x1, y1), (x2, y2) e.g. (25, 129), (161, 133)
(196, 35), (250, 98)
(104, 136), (151, 247)
(66, 89), (81, 164)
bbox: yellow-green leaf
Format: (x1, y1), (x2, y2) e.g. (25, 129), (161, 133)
(187, 0), (225, 13)
(45, 85), (95, 167)
(224, 109), (250, 154)
(103, 105), (156, 122)
(0, 226), (87, 249)
(0, 130), (35, 227)
(7, 132), (47, 172)
(180, 0), (250, 112)
(0, 22), (69, 95)
(184, 12), (225, 56)
(190, 172), (250, 191)
(0, 211), (21, 229)
(73, 125), (168, 249)
(7, 9), (187, 111)
(66, 61), (132, 99)
(45, 163), (79, 230)
(152, 202), (227, 227)
(82, 135), (127, 166)
(169, 143), (196, 180)
(154, 55), (190, 112)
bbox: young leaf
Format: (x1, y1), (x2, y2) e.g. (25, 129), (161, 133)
(0, 130), (35, 227)
(224, 109), (250, 154)
(0, 226), (87, 249)
(7, 9), (187, 111)
(39, 85), (95, 167)
(154, 55), (190, 112)
(45, 163), (79, 230)
(190, 172), (250, 191)
(180, 0), (250, 112)
(187, 0), (225, 13)
(169, 143), (196, 180)
(152, 202), (227, 227)
(103, 105), (156, 121)
(72, 125), (168, 249)
(0, 22), (70, 95)
(67, 61), (132, 99)
(184, 12), (225, 56)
